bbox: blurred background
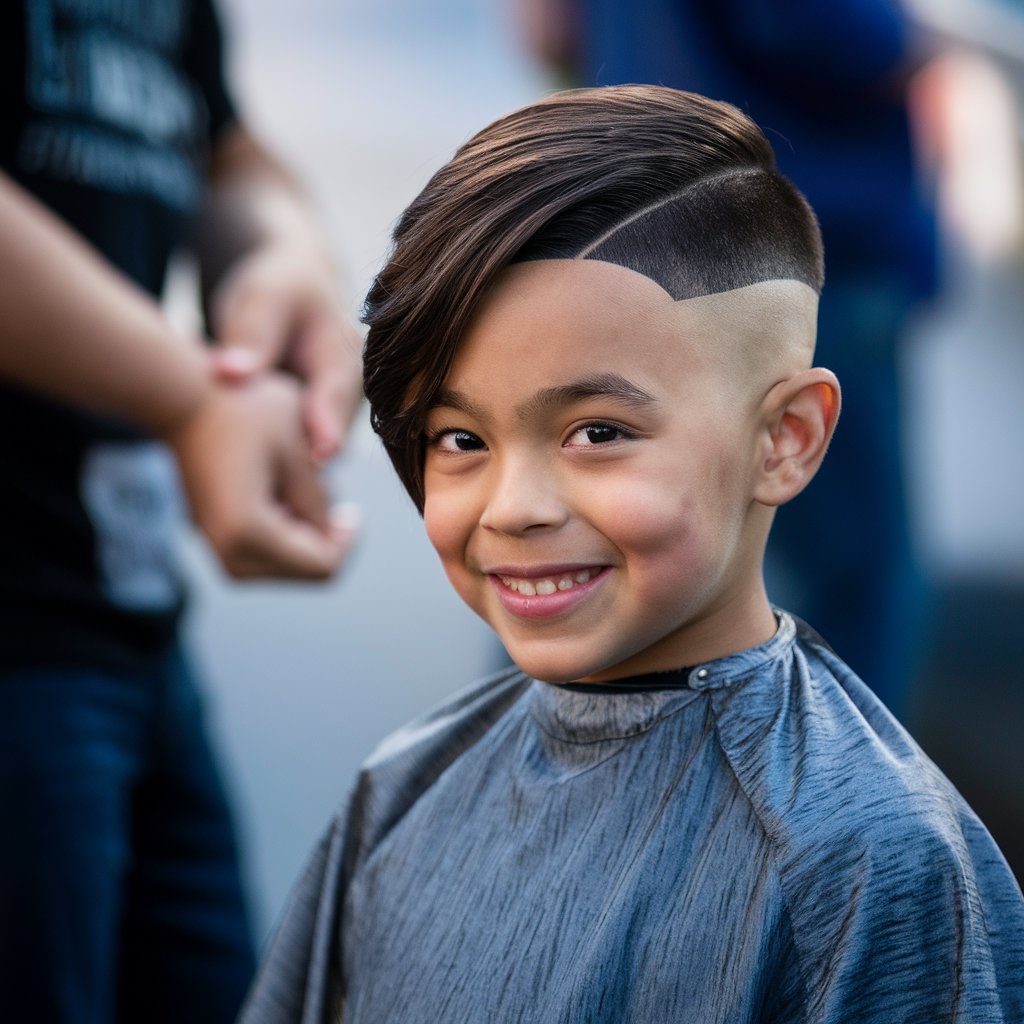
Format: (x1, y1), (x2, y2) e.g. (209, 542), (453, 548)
(177, 0), (1024, 939)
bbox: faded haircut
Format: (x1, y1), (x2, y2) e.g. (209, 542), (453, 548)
(363, 85), (824, 511)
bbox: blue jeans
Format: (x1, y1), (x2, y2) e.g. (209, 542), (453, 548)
(0, 649), (255, 1023)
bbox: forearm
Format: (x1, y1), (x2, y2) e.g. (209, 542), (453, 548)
(197, 125), (333, 303)
(0, 173), (211, 436)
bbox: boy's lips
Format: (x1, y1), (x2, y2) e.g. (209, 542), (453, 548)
(485, 564), (609, 620)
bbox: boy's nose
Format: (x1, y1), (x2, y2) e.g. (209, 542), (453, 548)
(479, 455), (569, 535)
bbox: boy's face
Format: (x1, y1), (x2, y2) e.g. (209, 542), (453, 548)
(422, 260), (817, 682)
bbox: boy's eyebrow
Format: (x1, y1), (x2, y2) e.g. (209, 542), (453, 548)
(429, 374), (657, 426)
(516, 374), (657, 420)
(430, 388), (489, 421)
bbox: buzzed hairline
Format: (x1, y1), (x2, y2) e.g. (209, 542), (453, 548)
(504, 254), (819, 308)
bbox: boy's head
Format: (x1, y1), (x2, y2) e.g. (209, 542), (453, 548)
(364, 86), (839, 681)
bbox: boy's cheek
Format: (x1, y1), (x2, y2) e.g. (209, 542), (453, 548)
(601, 495), (745, 604)
(593, 487), (699, 555)
(422, 491), (473, 569)
(422, 504), (486, 618)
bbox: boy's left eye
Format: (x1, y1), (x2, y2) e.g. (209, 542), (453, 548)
(566, 423), (630, 446)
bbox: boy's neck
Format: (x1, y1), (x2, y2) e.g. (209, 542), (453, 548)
(580, 585), (778, 683)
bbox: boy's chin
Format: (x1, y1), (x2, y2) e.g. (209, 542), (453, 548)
(498, 643), (607, 685)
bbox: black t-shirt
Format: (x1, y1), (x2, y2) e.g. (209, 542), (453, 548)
(0, 0), (236, 673)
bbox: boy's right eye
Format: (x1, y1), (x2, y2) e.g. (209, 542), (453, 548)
(429, 429), (486, 453)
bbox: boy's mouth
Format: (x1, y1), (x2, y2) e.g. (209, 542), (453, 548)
(496, 568), (597, 597)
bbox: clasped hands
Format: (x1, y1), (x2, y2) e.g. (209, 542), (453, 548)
(167, 240), (362, 581)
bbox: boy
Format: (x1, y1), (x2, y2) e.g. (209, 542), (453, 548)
(241, 87), (1024, 1022)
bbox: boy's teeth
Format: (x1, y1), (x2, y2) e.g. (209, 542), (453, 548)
(499, 569), (594, 595)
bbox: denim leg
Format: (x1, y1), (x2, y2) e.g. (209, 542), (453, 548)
(0, 668), (146, 1024)
(115, 649), (256, 1024)
(0, 653), (256, 1024)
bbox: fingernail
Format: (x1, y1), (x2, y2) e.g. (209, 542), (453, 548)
(216, 347), (260, 374)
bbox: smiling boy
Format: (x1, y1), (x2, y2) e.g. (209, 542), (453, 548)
(241, 87), (1024, 1023)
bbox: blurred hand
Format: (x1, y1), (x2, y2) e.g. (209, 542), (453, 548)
(166, 371), (358, 580)
(208, 239), (363, 464)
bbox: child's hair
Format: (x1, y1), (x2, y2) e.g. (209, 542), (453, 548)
(363, 85), (824, 511)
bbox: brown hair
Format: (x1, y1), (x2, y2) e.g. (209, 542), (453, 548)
(363, 85), (823, 511)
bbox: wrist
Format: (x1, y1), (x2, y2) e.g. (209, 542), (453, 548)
(148, 339), (217, 444)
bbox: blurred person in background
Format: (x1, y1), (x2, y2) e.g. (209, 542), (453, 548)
(898, 2), (1024, 883)
(516, 0), (941, 722)
(0, 2), (361, 1021)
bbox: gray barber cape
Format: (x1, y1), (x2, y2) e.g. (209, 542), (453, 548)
(240, 613), (1024, 1023)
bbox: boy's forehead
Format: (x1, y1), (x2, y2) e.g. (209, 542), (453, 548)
(477, 260), (817, 366)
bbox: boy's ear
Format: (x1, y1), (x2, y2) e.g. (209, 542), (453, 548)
(752, 368), (840, 507)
